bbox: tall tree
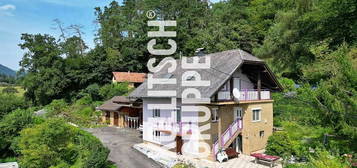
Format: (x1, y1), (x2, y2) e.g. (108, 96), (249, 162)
(19, 34), (69, 105)
(254, 0), (357, 79)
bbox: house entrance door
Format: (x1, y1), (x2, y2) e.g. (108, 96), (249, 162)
(176, 136), (183, 155)
(105, 112), (110, 123)
(114, 112), (119, 126)
(236, 134), (243, 153)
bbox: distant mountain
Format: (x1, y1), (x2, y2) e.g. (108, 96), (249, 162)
(0, 64), (16, 77)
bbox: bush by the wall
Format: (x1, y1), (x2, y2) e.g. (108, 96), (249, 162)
(265, 132), (294, 157)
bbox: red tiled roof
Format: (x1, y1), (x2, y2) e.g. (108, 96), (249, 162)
(112, 72), (146, 83)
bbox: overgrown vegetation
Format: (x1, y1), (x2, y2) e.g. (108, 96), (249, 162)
(17, 119), (109, 168)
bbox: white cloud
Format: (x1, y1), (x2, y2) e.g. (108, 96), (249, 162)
(0, 4), (16, 16)
(0, 4), (16, 10)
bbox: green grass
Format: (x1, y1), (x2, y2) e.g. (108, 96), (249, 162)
(0, 157), (17, 163)
(0, 86), (25, 97)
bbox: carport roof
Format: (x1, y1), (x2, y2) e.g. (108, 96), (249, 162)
(97, 96), (132, 111)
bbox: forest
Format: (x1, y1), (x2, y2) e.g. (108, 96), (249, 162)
(0, 0), (356, 167)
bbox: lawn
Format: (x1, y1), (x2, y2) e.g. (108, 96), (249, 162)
(0, 86), (25, 97)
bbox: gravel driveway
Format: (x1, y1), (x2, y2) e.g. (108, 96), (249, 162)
(86, 127), (162, 168)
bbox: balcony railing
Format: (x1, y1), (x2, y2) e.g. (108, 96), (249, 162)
(217, 89), (271, 101)
(150, 118), (195, 136)
(213, 118), (243, 155)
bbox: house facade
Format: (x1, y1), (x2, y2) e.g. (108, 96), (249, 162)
(129, 50), (282, 160)
(98, 96), (142, 129)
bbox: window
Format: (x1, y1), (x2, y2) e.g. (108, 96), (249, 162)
(211, 108), (219, 122)
(153, 109), (160, 118)
(252, 108), (261, 122)
(153, 130), (161, 140)
(260, 131), (265, 138)
(176, 107), (181, 122)
(234, 107), (243, 119)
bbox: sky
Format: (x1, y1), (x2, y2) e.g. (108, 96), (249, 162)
(0, 0), (220, 71)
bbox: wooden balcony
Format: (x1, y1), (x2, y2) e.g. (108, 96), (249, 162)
(216, 89), (271, 102)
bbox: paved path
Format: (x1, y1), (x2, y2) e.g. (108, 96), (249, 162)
(135, 143), (282, 168)
(86, 127), (162, 168)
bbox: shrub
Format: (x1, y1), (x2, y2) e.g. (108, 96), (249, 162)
(172, 163), (196, 168)
(69, 105), (100, 127)
(74, 94), (94, 105)
(17, 119), (109, 168)
(0, 108), (39, 158)
(265, 132), (294, 157)
(45, 99), (68, 117)
(76, 131), (110, 168)
(285, 164), (310, 168)
(308, 150), (349, 168)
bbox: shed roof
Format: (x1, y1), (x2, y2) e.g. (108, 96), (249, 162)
(129, 49), (282, 98)
(97, 96), (133, 111)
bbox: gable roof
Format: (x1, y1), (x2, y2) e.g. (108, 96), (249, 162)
(129, 49), (282, 99)
(97, 96), (137, 111)
(113, 72), (146, 83)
